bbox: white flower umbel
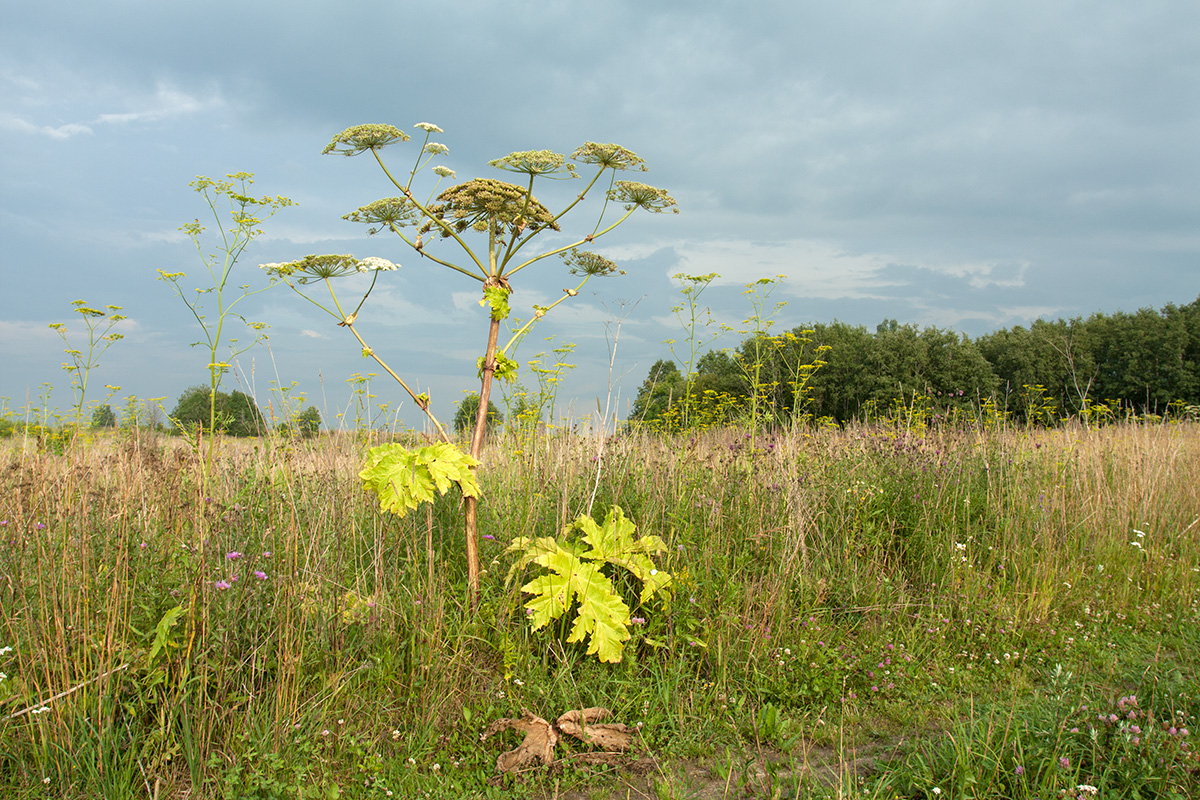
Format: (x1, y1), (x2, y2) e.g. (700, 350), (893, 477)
(356, 257), (400, 273)
(423, 142), (449, 156)
(432, 165), (456, 178)
(414, 122), (443, 133)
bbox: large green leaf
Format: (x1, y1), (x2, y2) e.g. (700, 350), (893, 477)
(359, 442), (480, 517)
(505, 506), (670, 663)
(566, 562), (631, 663)
(577, 506), (672, 603)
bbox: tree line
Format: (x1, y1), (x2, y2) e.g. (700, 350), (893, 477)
(630, 294), (1200, 427)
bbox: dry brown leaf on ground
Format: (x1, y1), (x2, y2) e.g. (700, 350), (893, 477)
(481, 709), (559, 773)
(556, 707), (634, 751)
(483, 706), (638, 774)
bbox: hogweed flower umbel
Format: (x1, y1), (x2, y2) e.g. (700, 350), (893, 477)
(323, 124), (410, 156)
(260, 255), (400, 282)
(490, 149), (577, 179)
(571, 142), (647, 171)
(608, 181), (678, 213)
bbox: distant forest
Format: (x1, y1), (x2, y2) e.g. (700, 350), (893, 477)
(630, 294), (1200, 427)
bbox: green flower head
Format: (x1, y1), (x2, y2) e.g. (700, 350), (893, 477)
(562, 249), (620, 277)
(608, 181), (678, 213)
(489, 150), (577, 179)
(571, 142), (647, 172)
(323, 124), (411, 156)
(344, 197), (418, 234)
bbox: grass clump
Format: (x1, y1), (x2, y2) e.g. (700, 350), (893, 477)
(0, 420), (1198, 798)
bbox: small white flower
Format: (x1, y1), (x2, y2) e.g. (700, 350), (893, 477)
(415, 122), (443, 133)
(0, 646), (13, 654)
(423, 142), (449, 156)
(356, 257), (400, 273)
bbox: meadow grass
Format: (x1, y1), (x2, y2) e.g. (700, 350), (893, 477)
(0, 420), (1197, 798)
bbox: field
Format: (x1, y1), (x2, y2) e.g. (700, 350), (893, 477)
(1, 420), (1198, 799)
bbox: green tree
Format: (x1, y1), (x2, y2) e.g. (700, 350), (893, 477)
(170, 385), (267, 437)
(628, 359), (685, 423)
(295, 405), (322, 438)
(90, 404), (117, 429)
(1084, 306), (1195, 414)
(454, 393), (503, 435)
(278, 404), (323, 438)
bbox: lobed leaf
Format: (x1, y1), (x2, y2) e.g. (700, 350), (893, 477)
(566, 562), (631, 663)
(359, 442), (480, 517)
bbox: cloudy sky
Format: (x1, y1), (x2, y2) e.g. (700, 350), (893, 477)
(3, 1), (1198, 429)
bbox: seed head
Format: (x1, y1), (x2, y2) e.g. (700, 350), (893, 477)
(429, 178), (559, 237)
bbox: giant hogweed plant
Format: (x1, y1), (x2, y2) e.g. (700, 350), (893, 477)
(262, 122), (676, 607)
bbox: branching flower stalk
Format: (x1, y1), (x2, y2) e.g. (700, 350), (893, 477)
(667, 272), (731, 429)
(260, 255), (453, 443)
(160, 174), (292, 682)
(158, 173), (294, 454)
(48, 300), (126, 433)
(277, 122), (676, 607)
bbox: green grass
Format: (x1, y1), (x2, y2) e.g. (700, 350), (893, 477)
(1, 421), (1198, 798)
